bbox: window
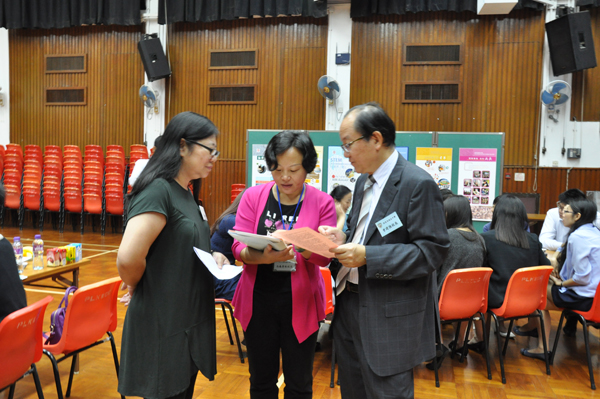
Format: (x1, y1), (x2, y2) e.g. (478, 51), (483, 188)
(402, 82), (460, 103)
(209, 85), (256, 104)
(404, 44), (461, 65)
(209, 50), (258, 69)
(45, 87), (87, 106)
(45, 55), (87, 73)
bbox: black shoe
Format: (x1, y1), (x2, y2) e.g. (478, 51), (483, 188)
(563, 316), (578, 337)
(448, 340), (468, 359)
(426, 345), (449, 370)
(520, 348), (550, 361)
(467, 340), (486, 354)
(513, 325), (539, 338)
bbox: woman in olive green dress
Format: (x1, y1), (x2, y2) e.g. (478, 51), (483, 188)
(117, 112), (228, 399)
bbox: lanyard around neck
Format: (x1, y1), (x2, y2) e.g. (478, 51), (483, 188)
(276, 183), (304, 231)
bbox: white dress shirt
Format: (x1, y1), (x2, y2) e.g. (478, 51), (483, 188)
(540, 207), (600, 251)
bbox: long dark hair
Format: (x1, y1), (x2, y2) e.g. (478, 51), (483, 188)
(490, 194), (530, 249)
(444, 195), (474, 231)
(557, 198), (598, 269)
(210, 189), (246, 236)
(129, 111), (219, 204)
(330, 185), (351, 202)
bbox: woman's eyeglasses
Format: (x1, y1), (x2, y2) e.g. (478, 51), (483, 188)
(341, 136), (364, 153)
(185, 139), (220, 158)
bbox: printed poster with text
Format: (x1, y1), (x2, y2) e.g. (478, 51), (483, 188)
(251, 144), (273, 186)
(416, 148), (452, 190)
(458, 148), (497, 221)
(305, 146), (324, 191)
(327, 146), (360, 194)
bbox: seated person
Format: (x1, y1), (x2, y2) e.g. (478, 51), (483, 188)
(0, 184), (27, 322)
(515, 198), (600, 360)
(440, 188), (454, 201)
(468, 195), (550, 348)
(329, 185), (352, 231)
(539, 188), (600, 251)
(426, 195), (486, 369)
(210, 190), (246, 301)
(483, 194), (529, 233)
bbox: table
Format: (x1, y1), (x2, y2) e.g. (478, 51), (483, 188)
(527, 213), (546, 222)
(21, 258), (91, 289)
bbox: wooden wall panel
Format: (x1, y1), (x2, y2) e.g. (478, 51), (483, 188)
(503, 167), (600, 214)
(351, 10), (545, 166)
(200, 159), (246, 225)
(9, 25), (144, 152)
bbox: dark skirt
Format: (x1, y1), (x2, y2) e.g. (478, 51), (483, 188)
(551, 285), (594, 312)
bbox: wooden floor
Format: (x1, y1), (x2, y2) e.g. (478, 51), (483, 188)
(2, 220), (600, 399)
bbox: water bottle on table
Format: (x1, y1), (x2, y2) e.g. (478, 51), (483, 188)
(32, 234), (44, 271)
(13, 237), (23, 273)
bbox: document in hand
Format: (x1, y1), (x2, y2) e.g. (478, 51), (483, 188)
(193, 247), (243, 280)
(272, 227), (338, 259)
(228, 230), (288, 251)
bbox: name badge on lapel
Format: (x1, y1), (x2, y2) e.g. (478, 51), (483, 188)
(273, 260), (296, 272)
(199, 205), (208, 221)
(375, 212), (403, 237)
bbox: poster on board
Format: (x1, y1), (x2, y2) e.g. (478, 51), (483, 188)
(458, 148), (497, 221)
(416, 148), (452, 190)
(327, 146), (360, 194)
(251, 144), (273, 186)
(305, 146), (324, 190)
(397, 146), (409, 161)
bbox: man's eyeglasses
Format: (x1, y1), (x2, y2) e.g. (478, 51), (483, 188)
(556, 201), (565, 211)
(185, 139), (220, 158)
(341, 136), (364, 153)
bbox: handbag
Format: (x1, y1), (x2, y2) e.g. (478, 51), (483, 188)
(43, 286), (78, 345)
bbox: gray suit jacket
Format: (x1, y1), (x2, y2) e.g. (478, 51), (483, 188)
(342, 153), (449, 377)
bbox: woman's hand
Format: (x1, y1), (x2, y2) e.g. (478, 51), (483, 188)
(212, 251), (230, 270)
(119, 281), (135, 306)
(318, 226), (346, 245)
(549, 275), (562, 286)
(240, 244), (295, 265)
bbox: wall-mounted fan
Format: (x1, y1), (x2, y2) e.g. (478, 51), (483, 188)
(318, 75), (340, 103)
(540, 80), (571, 123)
(139, 85), (157, 119)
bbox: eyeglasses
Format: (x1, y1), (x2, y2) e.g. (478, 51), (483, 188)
(556, 201), (565, 211)
(185, 139), (220, 158)
(562, 210), (574, 214)
(341, 136), (364, 153)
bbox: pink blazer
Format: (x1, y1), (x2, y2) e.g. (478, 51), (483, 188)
(231, 182), (337, 343)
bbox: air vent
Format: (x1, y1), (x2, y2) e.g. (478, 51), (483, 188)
(45, 87), (87, 105)
(403, 83), (460, 103)
(405, 45), (461, 65)
(210, 50), (257, 69)
(45, 55), (87, 73)
(209, 85), (256, 104)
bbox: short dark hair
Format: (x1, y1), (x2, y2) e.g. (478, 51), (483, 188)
(444, 195), (475, 230)
(490, 194), (530, 249)
(330, 185), (352, 202)
(264, 130), (318, 173)
(558, 188), (586, 204)
(557, 198), (598, 269)
(345, 102), (396, 147)
(0, 184), (5, 206)
(440, 189), (454, 202)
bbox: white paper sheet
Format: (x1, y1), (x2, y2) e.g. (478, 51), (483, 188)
(228, 230), (288, 251)
(193, 247), (243, 280)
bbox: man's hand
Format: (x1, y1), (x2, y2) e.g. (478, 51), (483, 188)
(319, 225), (347, 245)
(329, 243), (366, 268)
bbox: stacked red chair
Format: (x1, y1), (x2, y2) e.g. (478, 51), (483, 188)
(2, 144), (24, 227)
(82, 146), (104, 233)
(22, 145), (43, 228)
(231, 184), (245, 203)
(63, 146), (83, 231)
(127, 144), (149, 193)
(42, 145), (63, 231)
(104, 145), (126, 234)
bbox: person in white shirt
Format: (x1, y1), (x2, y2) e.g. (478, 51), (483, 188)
(128, 136), (161, 187)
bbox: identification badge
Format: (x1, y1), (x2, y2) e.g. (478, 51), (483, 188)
(273, 261), (296, 272)
(375, 212), (403, 237)
(199, 205), (208, 221)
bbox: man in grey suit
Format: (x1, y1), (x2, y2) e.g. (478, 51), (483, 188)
(320, 103), (449, 398)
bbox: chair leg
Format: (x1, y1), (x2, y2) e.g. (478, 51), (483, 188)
(330, 338), (336, 388)
(31, 363), (45, 399)
(219, 303), (234, 345)
(108, 332), (126, 399)
(491, 313), (506, 384)
(7, 384), (15, 399)
(478, 313), (492, 380)
(536, 310), (551, 376)
(502, 319), (514, 357)
(66, 353), (78, 397)
(550, 311), (567, 365)
(450, 321), (461, 360)
(43, 349), (65, 399)
(224, 303), (245, 363)
(581, 319), (596, 390)
(433, 310), (442, 387)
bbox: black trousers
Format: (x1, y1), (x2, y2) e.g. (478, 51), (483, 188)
(334, 289), (414, 399)
(245, 289), (318, 399)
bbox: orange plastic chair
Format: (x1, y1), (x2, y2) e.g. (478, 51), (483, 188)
(0, 296), (53, 399)
(488, 266), (553, 384)
(43, 277), (124, 399)
(433, 268), (494, 386)
(550, 281), (600, 389)
(319, 267), (338, 388)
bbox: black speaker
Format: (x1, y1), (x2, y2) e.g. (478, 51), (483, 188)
(545, 11), (597, 76)
(138, 36), (171, 82)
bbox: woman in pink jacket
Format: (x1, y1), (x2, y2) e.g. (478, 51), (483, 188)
(232, 130), (337, 399)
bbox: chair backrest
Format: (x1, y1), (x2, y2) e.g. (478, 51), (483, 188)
(438, 267), (493, 321)
(43, 277), (121, 353)
(0, 296), (53, 390)
(492, 266), (553, 318)
(577, 281), (600, 322)
(320, 267), (334, 316)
